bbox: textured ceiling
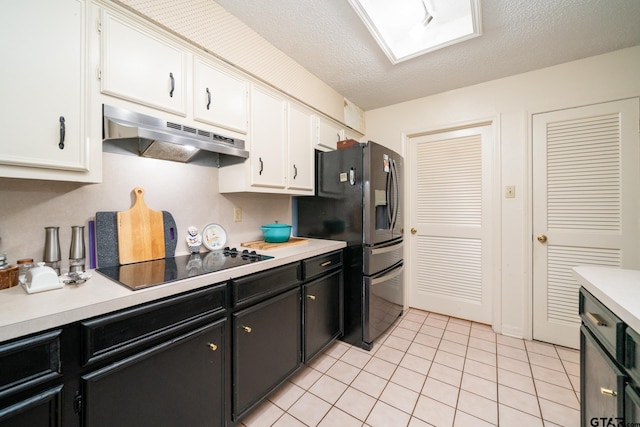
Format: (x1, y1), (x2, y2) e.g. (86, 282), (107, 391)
(213, 0), (640, 111)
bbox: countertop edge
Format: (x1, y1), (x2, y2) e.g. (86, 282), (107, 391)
(0, 239), (346, 342)
(572, 265), (640, 333)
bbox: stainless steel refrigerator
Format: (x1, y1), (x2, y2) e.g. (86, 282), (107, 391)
(295, 141), (404, 350)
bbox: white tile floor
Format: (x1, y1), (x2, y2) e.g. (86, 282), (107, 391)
(239, 308), (581, 427)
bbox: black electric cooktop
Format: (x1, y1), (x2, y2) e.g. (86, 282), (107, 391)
(96, 247), (273, 290)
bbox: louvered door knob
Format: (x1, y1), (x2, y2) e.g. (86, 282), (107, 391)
(537, 234), (547, 243)
(410, 228), (417, 234)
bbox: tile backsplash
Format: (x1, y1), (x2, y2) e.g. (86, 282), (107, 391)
(0, 152), (292, 270)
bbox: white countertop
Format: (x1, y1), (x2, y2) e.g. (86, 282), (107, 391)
(0, 238), (345, 342)
(573, 266), (640, 332)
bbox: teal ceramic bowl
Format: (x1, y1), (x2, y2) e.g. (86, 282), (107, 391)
(260, 224), (292, 243)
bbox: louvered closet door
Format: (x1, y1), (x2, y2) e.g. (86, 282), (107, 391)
(532, 98), (640, 349)
(409, 125), (494, 324)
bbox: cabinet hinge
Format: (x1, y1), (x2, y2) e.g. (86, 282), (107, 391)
(97, 67), (102, 80)
(97, 18), (102, 33)
(73, 392), (83, 414)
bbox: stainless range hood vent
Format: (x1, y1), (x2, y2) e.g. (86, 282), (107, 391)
(102, 104), (249, 167)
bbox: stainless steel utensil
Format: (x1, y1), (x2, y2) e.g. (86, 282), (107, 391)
(43, 227), (61, 274)
(69, 225), (85, 272)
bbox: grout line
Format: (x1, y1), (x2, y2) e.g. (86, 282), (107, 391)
(248, 308), (581, 426)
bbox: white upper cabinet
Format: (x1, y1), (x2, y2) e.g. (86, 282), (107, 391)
(193, 57), (248, 134)
(315, 115), (345, 151)
(100, 10), (187, 116)
(219, 84), (315, 195)
(0, 0), (100, 182)
(250, 85), (287, 189)
(287, 103), (314, 192)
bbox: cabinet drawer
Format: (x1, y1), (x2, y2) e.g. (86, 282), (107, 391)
(302, 250), (343, 281)
(0, 330), (62, 399)
(580, 288), (625, 362)
(626, 327), (640, 385)
(232, 262), (301, 307)
(81, 283), (226, 366)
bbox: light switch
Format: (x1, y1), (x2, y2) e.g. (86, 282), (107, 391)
(234, 207), (242, 222)
(505, 186), (516, 198)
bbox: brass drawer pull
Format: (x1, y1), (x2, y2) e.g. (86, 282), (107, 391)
(600, 387), (617, 397)
(242, 325), (252, 333)
(586, 312), (608, 327)
(208, 343), (218, 351)
(320, 261), (332, 267)
(307, 295), (316, 300)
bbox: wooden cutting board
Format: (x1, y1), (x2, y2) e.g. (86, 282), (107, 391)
(241, 237), (308, 250)
(117, 187), (165, 264)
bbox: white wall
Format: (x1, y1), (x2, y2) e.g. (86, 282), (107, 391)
(0, 153), (291, 271)
(363, 46), (640, 338)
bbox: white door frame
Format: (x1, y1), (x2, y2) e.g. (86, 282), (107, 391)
(402, 116), (502, 331)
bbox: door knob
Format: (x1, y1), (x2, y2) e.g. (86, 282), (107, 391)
(241, 325), (252, 333)
(537, 234), (547, 243)
(410, 228), (417, 234)
(208, 343), (218, 351)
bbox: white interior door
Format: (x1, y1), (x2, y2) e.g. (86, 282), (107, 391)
(532, 98), (640, 349)
(408, 125), (494, 324)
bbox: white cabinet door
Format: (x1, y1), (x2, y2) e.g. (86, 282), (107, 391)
(101, 10), (187, 116)
(250, 86), (286, 189)
(0, 0), (89, 175)
(193, 57), (248, 134)
(315, 116), (344, 151)
(287, 103), (314, 193)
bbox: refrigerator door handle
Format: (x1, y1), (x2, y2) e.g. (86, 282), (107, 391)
(371, 264), (404, 286)
(385, 166), (393, 228)
(390, 159), (400, 231)
(370, 240), (404, 255)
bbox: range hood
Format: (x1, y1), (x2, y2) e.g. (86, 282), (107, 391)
(102, 104), (249, 167)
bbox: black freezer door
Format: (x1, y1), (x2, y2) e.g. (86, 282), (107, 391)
(363, 262), (404, 344)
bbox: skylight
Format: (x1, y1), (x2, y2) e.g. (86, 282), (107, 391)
(348, 0), (482, 64)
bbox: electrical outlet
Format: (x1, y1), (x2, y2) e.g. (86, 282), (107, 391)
(233, 207), (242, 222)
(505, 185), (516, 198)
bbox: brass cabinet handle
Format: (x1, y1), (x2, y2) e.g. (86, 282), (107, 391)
(320, 261), (332, 267)
(586, 312), (608, 327)
(242, 325), (252, 333)
(410, 228), (417, 234)
(307, 295), (316, 300)
(537, 234), (547, 243)
(208, 343), (218, 351)
(600, 387), (617, 397)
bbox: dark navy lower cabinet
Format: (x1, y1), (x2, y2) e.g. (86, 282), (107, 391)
(232, 287), (301, 421)
(80, 318), (226, 427)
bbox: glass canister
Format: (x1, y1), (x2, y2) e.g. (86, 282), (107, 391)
(17, 258), (34, 284)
